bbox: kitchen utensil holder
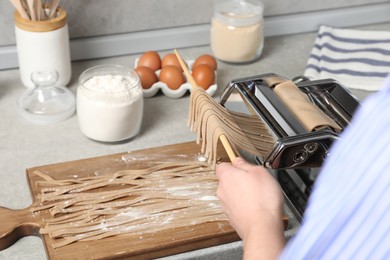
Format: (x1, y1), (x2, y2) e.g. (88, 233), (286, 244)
(14, 7), (71, 88)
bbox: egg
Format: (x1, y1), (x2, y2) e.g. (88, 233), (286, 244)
(159, 65), (186, 90)
(137, 51), (161, 71)
(192, 64), (215, 90)
(192, 54), (217, 71)
(161, 53), (183, 71)
(135, 66), (158, 89)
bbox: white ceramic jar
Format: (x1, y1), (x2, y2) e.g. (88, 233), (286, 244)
(14, 8), (71, 88)
(77, 65), (144, 143)
(211, 0), (264, 63)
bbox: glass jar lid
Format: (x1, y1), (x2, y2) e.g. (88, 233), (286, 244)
(18, 70), (76, 123)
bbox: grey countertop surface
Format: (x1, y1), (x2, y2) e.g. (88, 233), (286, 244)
(1, 23), (388, 259)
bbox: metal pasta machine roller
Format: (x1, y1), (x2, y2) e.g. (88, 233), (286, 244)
(219, 73), (360, 220)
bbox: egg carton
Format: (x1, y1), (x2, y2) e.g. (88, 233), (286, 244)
(135, 59), (217, 98)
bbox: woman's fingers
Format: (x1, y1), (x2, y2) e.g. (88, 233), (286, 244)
(233, 157), (264, 173)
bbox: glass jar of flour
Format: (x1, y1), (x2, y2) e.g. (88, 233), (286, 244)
(77, 65), (144, 143)
(211, 0), (264, 63)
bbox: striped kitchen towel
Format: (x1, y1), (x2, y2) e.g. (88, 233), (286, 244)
(304, 25), (390, 91)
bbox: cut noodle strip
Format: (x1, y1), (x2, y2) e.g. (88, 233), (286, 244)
(31, 161), (228, 248)
(188, 86), (275, 166)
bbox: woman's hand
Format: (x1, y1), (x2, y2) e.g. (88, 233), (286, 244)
(216, 157), (285, 259)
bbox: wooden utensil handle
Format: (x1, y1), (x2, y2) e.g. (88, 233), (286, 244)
(0, 206), (42, 250)
(173, 49), (237, 162)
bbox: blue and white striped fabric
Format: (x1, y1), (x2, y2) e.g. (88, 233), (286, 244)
(280, 75), (390, 259)
(304, 25), (390, 91)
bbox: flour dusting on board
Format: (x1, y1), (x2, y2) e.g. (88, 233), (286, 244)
(31, 160), (227, 248)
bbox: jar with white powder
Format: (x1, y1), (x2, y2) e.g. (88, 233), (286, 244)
(77, 65), (144, 143)
(211, 0), (264, 63)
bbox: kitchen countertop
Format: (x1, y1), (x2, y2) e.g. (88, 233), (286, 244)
(1, 22), (388, 259)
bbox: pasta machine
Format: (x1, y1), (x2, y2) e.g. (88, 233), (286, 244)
(219, 73), (360, 220)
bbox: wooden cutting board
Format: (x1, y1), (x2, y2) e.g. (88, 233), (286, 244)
(0, 141), (240, 259)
